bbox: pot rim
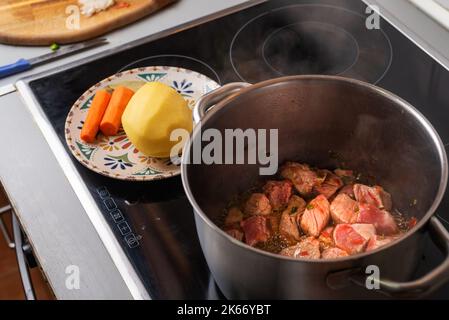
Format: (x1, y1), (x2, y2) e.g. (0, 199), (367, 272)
(181, 75), (449, 263)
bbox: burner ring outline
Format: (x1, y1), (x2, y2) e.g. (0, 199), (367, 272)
(230, 3), (393, 84)
(118, 54), (222, 85)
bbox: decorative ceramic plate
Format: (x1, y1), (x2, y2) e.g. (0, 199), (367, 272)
(65, 66), (220, 181)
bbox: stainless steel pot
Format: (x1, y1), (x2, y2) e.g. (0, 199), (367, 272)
(181, 76), (449, 299)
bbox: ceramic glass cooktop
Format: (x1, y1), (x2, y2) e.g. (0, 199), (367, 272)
(27, 0), (449, 298)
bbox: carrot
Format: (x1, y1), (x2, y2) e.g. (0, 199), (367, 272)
(80, 89), (111, 143)
(100, 86), (134, 136)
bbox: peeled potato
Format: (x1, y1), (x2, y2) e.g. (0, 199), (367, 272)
(122, 82), (192, 158)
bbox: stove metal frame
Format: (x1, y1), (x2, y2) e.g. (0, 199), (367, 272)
(13, 0), (449, 299)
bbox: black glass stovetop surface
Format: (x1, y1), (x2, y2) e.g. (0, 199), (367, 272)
(28, 0), (449, 299)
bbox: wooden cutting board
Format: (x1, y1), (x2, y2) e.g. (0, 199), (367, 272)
(0, 0), (175, 45)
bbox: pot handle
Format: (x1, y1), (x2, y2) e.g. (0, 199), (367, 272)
(193, 82), (250, 124)
(327, 216), (449, 298)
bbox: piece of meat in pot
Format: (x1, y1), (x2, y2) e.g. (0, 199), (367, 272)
(300, 194), (330, 237)
(366, 234), (399, 251)
(278, 195), (306, 244)
(286, 195), (307, 217)
(240, 216), (270, 246)
(280, 236), (320, 259)
(357, 203), (399, 236)
(224, 207), (244, 227)
(330, 193), (359, 224)
(333, 223), (376, 254)
(279, 212), (300, 244)
(244, 193), (272, 216)
(321, 247), (349, 259)
(281, 162), (321, 196)
(263, 180), (293, 210)
(225, 229), (244, 241)
(314, 170), (343, 199)
(318, 226), (334, 250)
(354, 184), (392, 211)
(338, 184), (355, 199)
(351, 223), (377, 240)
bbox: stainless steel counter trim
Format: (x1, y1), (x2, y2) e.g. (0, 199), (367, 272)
(15, 81), (150, 300)
(362, 0), (449, 72)
(13, 0), (267, 299)
(0, 101), (133, 299)
(0, 84), (16, 96)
